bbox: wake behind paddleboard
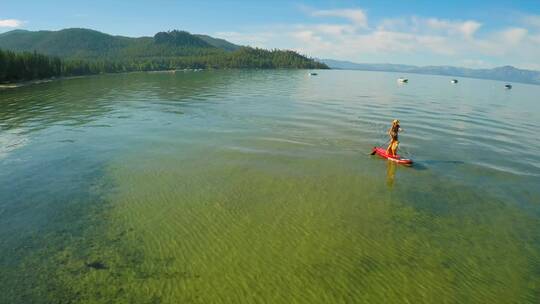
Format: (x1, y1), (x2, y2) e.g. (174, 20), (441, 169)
(371, 147), (413, 165)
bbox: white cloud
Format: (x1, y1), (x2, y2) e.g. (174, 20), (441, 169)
(459, 21), (482, 37)
(377, 18), (409, 31)
(416, 35), (456, 55)
(311, 24), (355, 35)
(460, 59), (491, 68)
(214, 31), (277, 48)
(292, 30), (318, 43)
(500, 27), (528, 44)
(379, 17), (481, 38)
(531, 34), (540, 44)
(523, 15), (540, 28)
(425, 18), (482, 38)
(0, 19), (23, 28)
(312, 9), (368, 28)
(215, 8), (540, 69)
(470, 27), (530, 57)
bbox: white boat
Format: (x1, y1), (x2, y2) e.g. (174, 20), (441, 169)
(397, 77), (408, 83)
(308, 72), (318, 76)
(505, 84), (512, 89)
(451, 79), (458, 84)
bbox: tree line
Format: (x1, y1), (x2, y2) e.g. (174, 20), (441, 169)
(0, 49), (62, 83)
(1, 47), (327, 83)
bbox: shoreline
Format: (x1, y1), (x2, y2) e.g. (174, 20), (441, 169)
(330, 68), (540, 86)
(4, 68), (532, 90)
(0, 73), (150, 90)
(0, 75), (90, 90)
(0, 71), (195, 90)
(0, 78), (56, 89)
(0, 68), (328, 90)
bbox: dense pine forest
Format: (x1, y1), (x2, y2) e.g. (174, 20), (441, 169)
(0, 49), (60, 82)
(0, 29), (327, 83)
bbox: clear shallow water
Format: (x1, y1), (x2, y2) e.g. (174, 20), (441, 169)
(0, 70), (539, 303)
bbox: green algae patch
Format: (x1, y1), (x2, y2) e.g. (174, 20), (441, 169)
(39, 150), (537, 303)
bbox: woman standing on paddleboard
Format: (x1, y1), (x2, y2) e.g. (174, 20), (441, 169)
(386, 119), (403, 156)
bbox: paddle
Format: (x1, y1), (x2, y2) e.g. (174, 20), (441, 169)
(370, 139), (390, 155)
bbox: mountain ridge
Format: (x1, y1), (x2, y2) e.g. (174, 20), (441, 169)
(0, 28), (327, 71)
(0, 28), (222, 58)
(321, 59), (540, 85)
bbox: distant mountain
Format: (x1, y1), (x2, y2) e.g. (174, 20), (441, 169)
(321, 59), (540, 85)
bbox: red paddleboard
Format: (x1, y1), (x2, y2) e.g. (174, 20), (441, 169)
(372, 147), (413, 165)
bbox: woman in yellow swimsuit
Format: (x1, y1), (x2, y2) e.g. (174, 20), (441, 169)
(386, 119), (403, 156)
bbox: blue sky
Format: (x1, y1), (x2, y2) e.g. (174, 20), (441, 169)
(1, 0), (540, 69)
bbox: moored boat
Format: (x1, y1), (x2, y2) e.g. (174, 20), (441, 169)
(397, 77), (408, 83)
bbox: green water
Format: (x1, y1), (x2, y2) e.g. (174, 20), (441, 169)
(1, 70), (539, 303)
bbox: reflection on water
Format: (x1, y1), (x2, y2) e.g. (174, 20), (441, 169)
(386, 161), (397, 187)
(0, 128), (28, 160)
(1, 70), (539, 303)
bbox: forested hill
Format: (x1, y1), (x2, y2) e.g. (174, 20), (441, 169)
(0, 28), (229, 58)
(194, 34), (241, 52)
(0, 28), (325, 69)
(0, 28), (327, 83)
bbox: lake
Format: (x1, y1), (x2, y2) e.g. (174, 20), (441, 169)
(1, 70), (539, 303)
